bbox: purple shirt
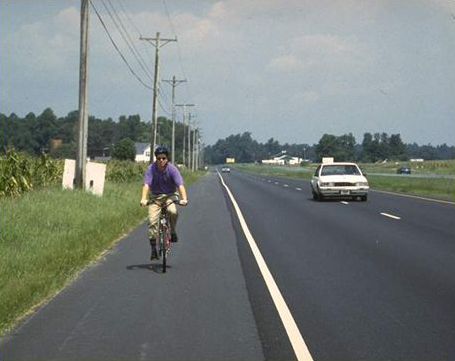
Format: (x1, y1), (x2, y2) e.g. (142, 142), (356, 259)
(144, 162), (184, 195)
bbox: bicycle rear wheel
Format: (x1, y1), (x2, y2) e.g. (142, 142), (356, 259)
(160, 231), (167, 273)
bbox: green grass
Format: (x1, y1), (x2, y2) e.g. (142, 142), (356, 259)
(233, 163), (455, 202)
(367, 175), (455, 201)
(235, 163), (314, 180)
(360, 159), (455, 176)
(0, 170), (204, 335)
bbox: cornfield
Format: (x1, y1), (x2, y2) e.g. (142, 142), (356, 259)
(0, 150), (63, 198)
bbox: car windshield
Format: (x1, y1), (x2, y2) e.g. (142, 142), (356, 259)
(321, 165), (361, 176)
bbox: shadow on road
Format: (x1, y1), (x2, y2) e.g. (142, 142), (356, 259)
(126, 263), (171, 273)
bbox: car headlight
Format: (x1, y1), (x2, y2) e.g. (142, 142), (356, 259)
(356, 182), (369, 186)
(319, 182), (334, 187)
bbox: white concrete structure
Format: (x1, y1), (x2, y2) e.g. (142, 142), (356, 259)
(62, 159), (106, 196)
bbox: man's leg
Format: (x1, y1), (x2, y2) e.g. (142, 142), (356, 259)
(167, 200), (179, 242)
(148, 202), (161, 259)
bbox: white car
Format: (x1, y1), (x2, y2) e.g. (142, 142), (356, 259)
(310, 162), (369, 201)
(221, 166), (231, 173)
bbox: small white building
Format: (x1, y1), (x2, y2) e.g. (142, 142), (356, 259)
(262, 151), (302, 166)
(135, 143), (151, 162)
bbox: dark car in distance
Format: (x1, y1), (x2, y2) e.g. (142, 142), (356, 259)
(397, 167), (411, 174)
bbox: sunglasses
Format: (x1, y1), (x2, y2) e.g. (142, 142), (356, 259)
(156, 157), (167, 161)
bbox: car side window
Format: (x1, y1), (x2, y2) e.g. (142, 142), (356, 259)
(314, 165), (321, 177)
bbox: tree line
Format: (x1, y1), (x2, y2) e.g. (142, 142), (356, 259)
(204, 131), (455, 164)
(0, 108), (192, 163)
(2, 108), (454, 164)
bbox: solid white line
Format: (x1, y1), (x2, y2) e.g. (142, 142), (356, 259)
(296, 187), (302, 191)
(371, 189), (455, 206)
(380, 212), (401, 220)
(218, 172), (314, 361)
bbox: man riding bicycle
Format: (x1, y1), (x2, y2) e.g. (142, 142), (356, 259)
(140, 146), (188, 260)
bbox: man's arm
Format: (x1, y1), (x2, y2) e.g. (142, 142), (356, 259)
(140, 184), (150, 207)
(178, 184), (188, 206)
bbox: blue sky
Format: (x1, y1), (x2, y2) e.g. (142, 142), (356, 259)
(1, 0), (455, 146)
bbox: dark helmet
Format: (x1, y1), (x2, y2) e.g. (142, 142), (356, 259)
(154, 146), (169, 157)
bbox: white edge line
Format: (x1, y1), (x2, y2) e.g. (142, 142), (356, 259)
(380, 212), (401, 220)
(371, 189), (455, 206)
(217, 171), (313, 361)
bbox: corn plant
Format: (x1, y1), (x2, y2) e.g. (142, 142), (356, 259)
(0, 150), (63, 198)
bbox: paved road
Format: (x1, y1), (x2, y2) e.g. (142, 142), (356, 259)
(223, 169), (455, 360)
(2, 169), (455, 360)
(1, 173), (265, 361)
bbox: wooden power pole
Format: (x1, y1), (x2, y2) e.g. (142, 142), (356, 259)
(140, 33), (176, 162)
(75, 0), (90, 189)
(163, 76), (186, 164)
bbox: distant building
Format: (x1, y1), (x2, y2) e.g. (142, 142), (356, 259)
(262, 151), (302, 165)
(135, 142), (151, 162)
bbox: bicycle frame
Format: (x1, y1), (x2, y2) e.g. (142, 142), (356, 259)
(158, 207), (172, 273)
(147, 197), (179, 273)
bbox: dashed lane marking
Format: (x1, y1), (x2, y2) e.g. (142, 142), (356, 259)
(380, 212), (401, 220)
(296, 187), (302, 191)
(218, 172), (314, 361)
(341, 201), (349, 205)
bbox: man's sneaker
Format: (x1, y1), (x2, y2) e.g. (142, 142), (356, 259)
(171, 233), (178, 243)
(150, 246), (159, 260)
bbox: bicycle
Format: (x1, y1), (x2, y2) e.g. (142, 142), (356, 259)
(147, 196), (181, 273)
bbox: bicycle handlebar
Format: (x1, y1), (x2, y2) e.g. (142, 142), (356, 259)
(145, 197), (184, 208)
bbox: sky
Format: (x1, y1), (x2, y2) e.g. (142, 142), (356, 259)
(1, 0), (455, 146)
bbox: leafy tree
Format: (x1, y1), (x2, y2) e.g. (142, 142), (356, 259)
(112, 138), (135, 161)
(389, 134), (407, 160)
(34, 108), (58, 154)
(315, 134), (338, 161)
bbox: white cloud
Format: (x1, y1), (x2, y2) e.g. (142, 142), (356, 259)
(268, 55), (305, 72)
(301, 91), (320, 103)
(55, 7), (80, 31)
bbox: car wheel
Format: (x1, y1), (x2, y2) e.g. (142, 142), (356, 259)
(312, 191), (319, 201)
(361, 195), (368, 202)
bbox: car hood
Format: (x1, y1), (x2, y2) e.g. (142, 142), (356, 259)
(318, 175), (368, 183)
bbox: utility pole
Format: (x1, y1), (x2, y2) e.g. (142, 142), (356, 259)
(188, 113), (197, 171)
(75, 0), (89, 189)
(163, 76), (186, 164)
(192, 126), (197, 171)
(175, 104), (194, 167)
(140, 32), (176, 162)
(187, 112), (192, 170)
(195, 130), (202, 170)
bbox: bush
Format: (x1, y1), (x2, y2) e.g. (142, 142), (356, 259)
(106, 160), (148, 183)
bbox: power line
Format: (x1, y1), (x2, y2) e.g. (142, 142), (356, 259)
(161, 0), (193, 102)
(117, 0), (143, 36)
(101, 0), (154, 82)
(90, 0), (153, 90)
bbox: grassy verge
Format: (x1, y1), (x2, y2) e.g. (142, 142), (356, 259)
(367, 175), (455, 201)
(0, 171), (204, 335)
(234, 164), (454, 202)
